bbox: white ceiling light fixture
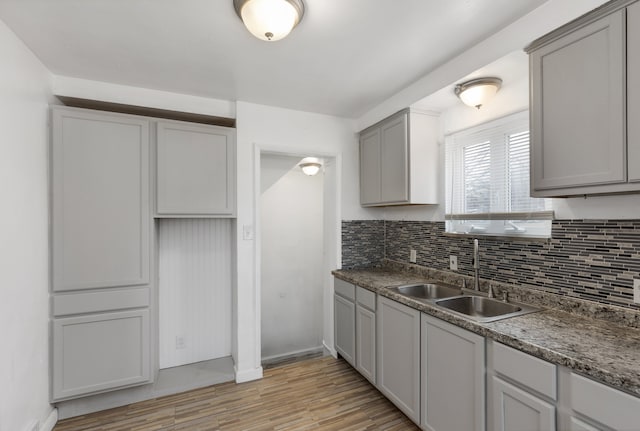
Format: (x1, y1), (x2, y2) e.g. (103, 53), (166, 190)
(454, 77), (502, 109)
(233, 0), (305, 42)
(299, 157), (322, 176)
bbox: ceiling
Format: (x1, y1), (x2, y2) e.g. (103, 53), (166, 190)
(0, 0), (547, 118)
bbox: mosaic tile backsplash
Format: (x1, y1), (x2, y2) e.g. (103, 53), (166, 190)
(342, 219), (640, 310)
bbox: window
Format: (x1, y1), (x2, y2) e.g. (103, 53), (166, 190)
(445, 111), (552, 238)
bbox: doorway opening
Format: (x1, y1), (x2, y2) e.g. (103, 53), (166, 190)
(258, 150), (339, 367)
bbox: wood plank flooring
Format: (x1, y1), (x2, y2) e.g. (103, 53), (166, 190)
(54, 356), (419, 431)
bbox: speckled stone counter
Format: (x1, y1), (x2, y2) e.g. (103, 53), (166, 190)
(332, 263), (640, 397)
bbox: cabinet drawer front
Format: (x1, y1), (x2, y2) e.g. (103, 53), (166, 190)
(53, 287), (150, 317)
(334, 278), (355, 300)
(52, 309), (151, 401)
(493, 341), (556, 399)
(356, 286), (375, 310)
(570, 372), (640, 430)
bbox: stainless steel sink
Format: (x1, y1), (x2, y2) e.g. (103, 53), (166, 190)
(388, 283), (463, 301)
(435, 295), (539, 323)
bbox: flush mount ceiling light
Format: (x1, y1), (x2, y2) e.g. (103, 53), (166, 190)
(233, 0), (305, 41)
(454, 77), (503, 109)
(299, 157), (322, 176)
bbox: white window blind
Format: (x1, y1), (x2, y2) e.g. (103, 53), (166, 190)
(445, 111), (552, 238)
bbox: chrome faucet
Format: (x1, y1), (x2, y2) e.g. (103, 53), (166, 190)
(473, 239), (480, 292)
(473, 239), (495, 298)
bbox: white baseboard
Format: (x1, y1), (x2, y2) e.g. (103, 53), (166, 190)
(234, 365), (263, 383)
(261, 346), (324, 362)
(41, 408), (58, 431)
(323, 341), (337, 359)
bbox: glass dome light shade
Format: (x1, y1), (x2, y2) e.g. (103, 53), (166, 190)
(455, 77), (502, 109)
(238, 0), (302, 41)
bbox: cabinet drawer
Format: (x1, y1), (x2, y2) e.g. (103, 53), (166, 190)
(53, 287), (150, 317)
(356, 286), (375, 310)
(570, 372), (640, 430)
(335, 278), (355, 300)
(493, 341), (556, 400)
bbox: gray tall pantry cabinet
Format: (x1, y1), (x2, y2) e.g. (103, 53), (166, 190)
(50, 106), (236, 402)
(51, 107), (152, 401)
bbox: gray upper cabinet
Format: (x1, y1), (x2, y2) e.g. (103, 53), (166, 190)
(628, 1), (640, 182)
(52, 107), (150, 292)
(527, 3), (640, 197)
(360, 127), (382, 205)
(156, 121), (236, 217)
(359, 109), (438, 206)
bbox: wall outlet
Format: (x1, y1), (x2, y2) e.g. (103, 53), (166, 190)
(175, 335), (186, 350)
(449, 255), (458, 271)
(634, 280), (640, 304)
(409, 249), (417, 263)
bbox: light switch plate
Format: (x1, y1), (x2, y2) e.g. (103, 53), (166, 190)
(634, 280), (640, 304)
(409, 249), (417, 263)
(449, 255), (458, 271)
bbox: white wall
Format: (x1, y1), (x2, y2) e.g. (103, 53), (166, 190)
(0, 18), (56, 431)
(234, 101), (372, 381)
(158, 219), (232, 369)
(260, 156), (324, 359)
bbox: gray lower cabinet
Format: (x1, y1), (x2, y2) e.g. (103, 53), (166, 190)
(156, 121), (236, 217)
(52, 310), (150, 400)
(51, 107), (153, 401)
(487, 341), (556, 431)
(334, 279), (356, 366)
(491, 377), (555, 431)
(421, 313), (485, 431)
(377, 296), (420, 424)
(558, 368), (640, 431)
(355, 286), (376, 384)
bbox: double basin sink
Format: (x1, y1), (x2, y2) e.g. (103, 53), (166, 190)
(387, 283), (540, 323)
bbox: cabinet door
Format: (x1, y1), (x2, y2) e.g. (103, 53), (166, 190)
(568, 417), (602, 431)
(422, 314), (485, 431)
(355, 304), (375, 384)
(52, 309), (150, 401)
(51, 108), (150, 291)
(491, 376), (555, 431)
(334, 295), (355, 366)
(628, 2), (640, 182)
(377, 296), (420, 424)
(156, 121), (235, 216)
(380, 112), (409, 203)
(360, 127), (381, 205)
(530, 11), (625, 192)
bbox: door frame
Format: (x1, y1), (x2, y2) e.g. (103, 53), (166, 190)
(253, 143), (341, 362)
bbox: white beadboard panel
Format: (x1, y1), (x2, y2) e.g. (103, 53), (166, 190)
(158, 219), (232, 369)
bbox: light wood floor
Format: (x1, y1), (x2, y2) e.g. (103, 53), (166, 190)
(54, 356), (419, 431)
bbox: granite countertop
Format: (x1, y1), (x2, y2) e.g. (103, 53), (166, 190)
(333, 266), (640, 397)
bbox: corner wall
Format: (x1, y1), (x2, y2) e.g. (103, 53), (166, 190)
(0, 18), (55, 431)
